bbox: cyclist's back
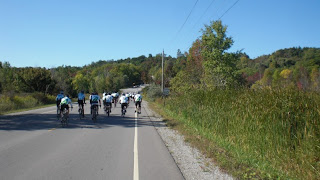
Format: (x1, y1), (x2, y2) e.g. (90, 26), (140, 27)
(89, 92), (101, 114)
(78, 90), (86, 107)
(60, 95), (73, 116)
(119, 94), (128, 113)
(56, 91), (64, 108)
(103, 93), (113, 108)
(134, 92), (142, 113)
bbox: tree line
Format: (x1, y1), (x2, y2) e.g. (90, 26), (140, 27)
(1, 20), (320, 97)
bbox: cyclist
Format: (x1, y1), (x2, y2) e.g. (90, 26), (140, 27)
(119, 93), (128, 114)
(103, 92), (113, 112)
(56, 90), (64, 110)
(111, 92), (119, 103)
(60, 95), (73, 117)
(77, 90), (86, 116)
(89, 92), (101, 115)
(134, 92), (142, 114)
(125, 93), (131, 105)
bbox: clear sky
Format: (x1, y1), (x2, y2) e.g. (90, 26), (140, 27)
(1, 0), (319, 68)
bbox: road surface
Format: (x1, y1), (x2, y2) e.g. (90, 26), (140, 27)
(0, 88), (184, 180)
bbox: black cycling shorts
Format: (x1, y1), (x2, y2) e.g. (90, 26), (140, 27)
(121, 103), (128, 110)
(104, 101), (112, 107)
(56, 100), (61, 107)
(135, 101), (141, 107)
(60, 104), (69, 111)
(78, 100), (84, 106)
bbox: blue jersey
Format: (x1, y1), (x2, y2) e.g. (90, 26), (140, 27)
(56, 94), (64, 101)
(78, 93), (85, 100)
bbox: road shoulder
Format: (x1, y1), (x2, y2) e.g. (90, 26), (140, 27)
(143, 100), (234, 180)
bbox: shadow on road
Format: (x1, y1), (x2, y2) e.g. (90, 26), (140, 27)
(0, 112), (160, 131)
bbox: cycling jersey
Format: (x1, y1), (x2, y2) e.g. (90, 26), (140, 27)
(134, 94), (142, 102)
(60, 97), (72, 106)
(111, 93), (115, 97)
(89, 94), (100, 105)
(78, 93), (85, 100)
(119, 96), (128, 104)
(103, 95), (113, 103)
(56, 94), (64, 101)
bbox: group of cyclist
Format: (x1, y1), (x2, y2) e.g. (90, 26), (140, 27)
(55, 90), (143, 119)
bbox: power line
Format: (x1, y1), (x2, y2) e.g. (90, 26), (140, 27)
(192, 0), (217, 29)
(172, 0), (199, 43)
(183, 0), (241, 53)
(218, 0), (240, 20)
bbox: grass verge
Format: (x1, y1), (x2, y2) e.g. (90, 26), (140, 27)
(146, 88), (319, 180)
(1, 104), (56, 115)
(0, 92), (56, 115)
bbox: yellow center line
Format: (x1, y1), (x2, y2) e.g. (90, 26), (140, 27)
(48, 128), (56, 131)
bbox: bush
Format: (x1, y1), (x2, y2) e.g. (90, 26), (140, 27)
(0, 92), (56, 114)
(144, 84), (162, 101)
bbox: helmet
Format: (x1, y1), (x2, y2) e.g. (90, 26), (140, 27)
(60, 90), (64, 94)
(122, 93), (125, 96)
(81, 90), (84, 93)
(66, 95), (69, 98)
(108, 93), (111, 95)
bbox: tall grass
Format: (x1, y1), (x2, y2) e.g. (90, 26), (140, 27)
(0, 93), (56, 114)
(162, 88), (319, 179)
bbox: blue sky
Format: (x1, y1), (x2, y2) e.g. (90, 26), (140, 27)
(1, 0), (319, 68)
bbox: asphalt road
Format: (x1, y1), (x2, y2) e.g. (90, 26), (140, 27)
(0, 88), (184, 180)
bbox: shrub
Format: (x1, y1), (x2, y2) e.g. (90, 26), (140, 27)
(144, 84), (162, 101)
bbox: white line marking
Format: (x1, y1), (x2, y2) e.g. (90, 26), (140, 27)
(134, 112), (139, 180)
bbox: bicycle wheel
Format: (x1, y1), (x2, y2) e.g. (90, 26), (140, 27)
(61, 109), (68, 127)
(57, 108), (61, 120)
(92, 106), (97, 123)
(78, 107), (82, 119)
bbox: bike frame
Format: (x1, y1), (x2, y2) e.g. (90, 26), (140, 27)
(92, 105), (98, 122)
(61, 108), (68, 127)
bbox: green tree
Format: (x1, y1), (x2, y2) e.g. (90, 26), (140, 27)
(72, 73), (89, 93)
(201, 20), (241, 88)
(0, 62), (15, 93)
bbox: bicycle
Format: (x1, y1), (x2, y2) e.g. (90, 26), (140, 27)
(113, 98), (117, 107)
(92, 105), (98, 123)
(135, 105), (141, 114)
(104, 104), (111, 117)
(56, 105), (61, 120)
(121, 105), (127, 117)
(61, 107), (69, 127)
(78, 104), (85, 119)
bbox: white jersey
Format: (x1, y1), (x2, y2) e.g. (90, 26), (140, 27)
(119, 96), (128, 104)
(134, 94), (142, 102)
(103, 95), (113, 103)
(60, 97), (73, 107)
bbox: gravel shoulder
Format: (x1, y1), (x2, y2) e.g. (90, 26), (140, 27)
(143, 101), (234, 180)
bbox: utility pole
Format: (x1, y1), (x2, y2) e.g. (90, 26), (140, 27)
(162, 49), (164, 93)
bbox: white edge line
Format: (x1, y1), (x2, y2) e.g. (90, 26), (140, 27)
(134, 112), (139, 180)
